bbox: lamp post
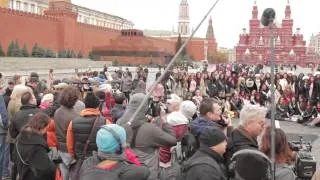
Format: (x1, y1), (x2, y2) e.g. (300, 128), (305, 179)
(261, 8), (276, 180)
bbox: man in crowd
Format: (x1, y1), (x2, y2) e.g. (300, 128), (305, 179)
(191, 98), (232, 138)
(9, 91), (39, 179)
(225, 104), (267, 163)
(183, 127), (228, 180)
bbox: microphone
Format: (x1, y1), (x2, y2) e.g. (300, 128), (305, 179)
(261, 8), (276, 27)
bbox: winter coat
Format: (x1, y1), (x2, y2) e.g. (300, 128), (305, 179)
(66, 108), (108, 158)
(184, 146), (227, 180)
(0, 95), (8, 135)
(159, 111), (189, 163)
(118, 93), (176, 180)
(80, 151), (150, 180)
(46, 119), (57, 148)
(54, 105), (78, 152)
(9, 104), (40, 140)
(225, 127), (259, 164)
(191, 116), (224, 137)
(13, 130), (55, 180)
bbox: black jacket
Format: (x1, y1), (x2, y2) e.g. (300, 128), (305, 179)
(9, 104), (40, 139)
(185, 146), (227, 180)
(225, 127), (259, 164)
(13, 130), (55, 180)
(72, 114), (105, 159)
(80, 151), (150, 180)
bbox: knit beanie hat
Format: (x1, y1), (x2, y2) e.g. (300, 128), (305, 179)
(199, 127), (226, 147)
(180, 101), (197, 120)
(84, 92), (100, 108)
(96, 124), (126, 153)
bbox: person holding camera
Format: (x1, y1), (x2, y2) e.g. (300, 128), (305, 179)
(261, 127), (296, 180)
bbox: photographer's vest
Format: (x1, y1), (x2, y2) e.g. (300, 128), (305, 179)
(72, 115), (105, 159)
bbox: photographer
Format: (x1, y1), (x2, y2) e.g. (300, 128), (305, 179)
(261, 127), (296, 180)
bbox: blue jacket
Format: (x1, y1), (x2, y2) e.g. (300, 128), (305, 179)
(0, 95), (8, 134)
(191, 116), (222, 137)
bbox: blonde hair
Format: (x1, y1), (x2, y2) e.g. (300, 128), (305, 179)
(239, 104), (267, 126)
(10, 85), (30, 100)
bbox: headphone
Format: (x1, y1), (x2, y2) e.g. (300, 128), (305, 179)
(100, 126), (123, 154)
(228, 149), (272, 180)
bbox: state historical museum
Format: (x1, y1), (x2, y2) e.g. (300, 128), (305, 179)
(236, 1), (309, 66)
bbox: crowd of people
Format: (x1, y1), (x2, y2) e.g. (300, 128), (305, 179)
(0, 63), (319, 180)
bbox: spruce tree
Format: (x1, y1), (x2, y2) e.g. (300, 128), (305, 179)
(38, 46), (46, 57)
(21, 44), (29, 57)
(0, 43), (5, 56)
(45, 48), (55, 58)
(7, 41), (15, 57)
(58, 49), (67, 58)
(32, 43), (40, 57)
(12, 40), (22, 57)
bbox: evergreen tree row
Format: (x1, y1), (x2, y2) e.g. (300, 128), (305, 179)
(0, 41), (84, 58)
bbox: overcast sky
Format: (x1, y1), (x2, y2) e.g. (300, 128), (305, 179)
(72, 0), (320, 49)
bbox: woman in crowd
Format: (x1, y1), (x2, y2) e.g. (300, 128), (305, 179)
(80, 124), (150, 180)
(261, 127), (296, 180)
(13, 112), (55, 180)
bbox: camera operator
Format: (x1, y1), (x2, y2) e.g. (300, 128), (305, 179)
(261, 127), (296, 180)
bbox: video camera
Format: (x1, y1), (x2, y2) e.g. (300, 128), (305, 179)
(289, 136), (317, 179)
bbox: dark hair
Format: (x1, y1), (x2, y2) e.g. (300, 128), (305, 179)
(25, 112), (50, 131)
(261, 127), (293, 164)
(59, 86), (79, 108)
(113, 93), (126, 104)
(84, 91), (101, 108)
(199, 98), (219, 116)
(21, 91), (32, 105)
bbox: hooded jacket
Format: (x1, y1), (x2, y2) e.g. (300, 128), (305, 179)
(80, 151), (150, 180)
(13, 130), (55, 180)
(118, 93), (176, 180)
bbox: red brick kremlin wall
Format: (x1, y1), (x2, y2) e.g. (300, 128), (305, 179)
(0, 7), (120, 56)
(0, 2), (206, 64)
